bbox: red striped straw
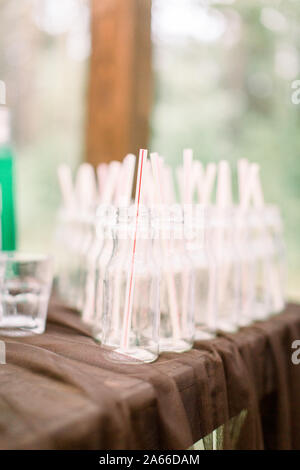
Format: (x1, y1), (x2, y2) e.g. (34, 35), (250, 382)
(121, 149), (147, 351)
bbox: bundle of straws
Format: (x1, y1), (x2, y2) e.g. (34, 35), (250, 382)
(55, 149), (286, 362)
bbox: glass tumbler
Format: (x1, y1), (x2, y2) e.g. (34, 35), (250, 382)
(0, 253), (53, 336)
(99, 206), (160, 363)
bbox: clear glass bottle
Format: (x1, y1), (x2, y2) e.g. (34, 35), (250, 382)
(99, 205), (160, 363)
(265, 205), (286, 315)
(81, 205), (114, 324)
(235, 208), (255, 327)
(54, 206), (78, 308)
(248, 209), (271, 321)
(76, 206), (96, 312)
(155, 204), (195, 353)
(185, 205), (217, 340)
(93, 206), (117, 339)
(213, 207), (240, 333)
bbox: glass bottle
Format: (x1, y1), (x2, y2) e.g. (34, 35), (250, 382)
(81, 205), (110, 324)
(213, 207), (240, 333)
(185, 205), (217, 340)
(54, 206), (78, 308)
(265, 205), (286, 315)
(235, 208), (255, 327)
(99, 205), (160, 363)
(155, 204), (195, 353)
(248, 208), (271, 321)
(76, 206), (96, 311)
(92, 206), (117, 339)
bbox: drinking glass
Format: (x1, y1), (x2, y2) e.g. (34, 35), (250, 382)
(0, 253), (53, 336)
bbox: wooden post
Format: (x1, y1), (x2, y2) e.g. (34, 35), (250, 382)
(86, 0), (152, 166)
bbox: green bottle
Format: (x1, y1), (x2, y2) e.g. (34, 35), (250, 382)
(0, 93), (17, 251)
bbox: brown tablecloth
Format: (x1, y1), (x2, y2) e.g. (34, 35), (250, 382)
(0, 302), (299, 450)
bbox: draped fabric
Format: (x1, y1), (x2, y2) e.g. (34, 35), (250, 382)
(0, 301), (299, 450)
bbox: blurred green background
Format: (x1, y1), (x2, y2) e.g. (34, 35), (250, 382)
(0, 0), (299, 299)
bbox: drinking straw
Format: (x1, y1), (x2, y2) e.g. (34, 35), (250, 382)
(225, 161), (233, 206)
(202, 163), (217, 205)
(176, 166), (184, 203)
(122, 154), (136, 206)
(96, 163), (108, 201)
(121, 149), (147, 351)
(100, 161), (121, 204)
(144, 159), (156, 205)
(216, 160), (232, 208)
(150, 152), (164, 203)
(75, 163), (97, 210)
(162, 164), (176, 204)
(237, 159), (249, 204)
(115, 157), (128, 206)
(251, 163), (265, 208)
(240, 163), (258, 211)
(193, 160), (204, 203)
(157, 156), (167, 203)
(183, 149), (193, 204)
(150, 152), (181, 339)
(57, 164), (76, 210)
(114, 154), (136, 206)
(140, 158), (151, 205)
(111, 154), (136, 332)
